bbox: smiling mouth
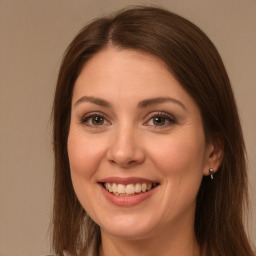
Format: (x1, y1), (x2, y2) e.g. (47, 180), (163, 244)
(101, 182), (159, 196)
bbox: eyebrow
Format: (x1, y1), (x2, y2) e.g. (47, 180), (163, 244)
(138, 97), (187, 111)
(74, 96), (187, 111)
(74, 96), (111, 107)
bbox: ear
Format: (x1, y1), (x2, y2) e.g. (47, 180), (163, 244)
(203, 135), (224, 176)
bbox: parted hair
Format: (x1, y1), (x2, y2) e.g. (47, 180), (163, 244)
(52, 6), (254, 256)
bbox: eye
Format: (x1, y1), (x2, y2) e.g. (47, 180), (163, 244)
(80, 113), (110, 127)
(145, 112), (176, 128)
(151, 116), (166, 126)
(91, 116), (104, 125)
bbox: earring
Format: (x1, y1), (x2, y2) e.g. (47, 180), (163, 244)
(209, 168), (214, 180)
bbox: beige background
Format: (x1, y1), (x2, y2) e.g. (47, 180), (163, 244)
(0, 0), (255, 255)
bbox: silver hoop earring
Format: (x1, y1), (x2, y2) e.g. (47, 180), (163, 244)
(209, 168), (214, 180)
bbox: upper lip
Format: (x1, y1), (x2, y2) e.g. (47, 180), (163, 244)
(98, 176), (159, 185)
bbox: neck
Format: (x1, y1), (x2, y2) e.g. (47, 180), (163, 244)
(99, 217), (199, 256)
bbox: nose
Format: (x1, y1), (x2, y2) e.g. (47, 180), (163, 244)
(106, 125), (146, 168)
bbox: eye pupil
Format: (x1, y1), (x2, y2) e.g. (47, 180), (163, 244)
(92, 116), (104, 125)
(153, 117), (165, 126)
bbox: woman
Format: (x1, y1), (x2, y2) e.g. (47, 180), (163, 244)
(52, 6), (255, 256)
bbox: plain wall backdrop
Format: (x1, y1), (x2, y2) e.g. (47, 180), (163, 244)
(0, 1), (255, 255)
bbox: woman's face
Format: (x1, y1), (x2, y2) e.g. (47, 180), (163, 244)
(68, 47), (215, 239)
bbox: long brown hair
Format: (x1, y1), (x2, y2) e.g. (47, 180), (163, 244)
(52, 6), (254, 256)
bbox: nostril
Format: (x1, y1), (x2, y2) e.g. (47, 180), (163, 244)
(109, 160), (116, 164)
(127, 160), (137, 165)
(108, 159), (138, 168)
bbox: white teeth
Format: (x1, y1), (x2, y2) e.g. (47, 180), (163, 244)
(141, 183), (147, 192)
(104, 182), (156, 196)
(117, 184), (126, 194)
(126, 184), (135, 194)
(112, 183), (118, 193)
(135, 183), (142, 193)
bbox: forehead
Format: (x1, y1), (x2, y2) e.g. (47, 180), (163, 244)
(76, 47), (171, 86)
(72, 47), (196, 111)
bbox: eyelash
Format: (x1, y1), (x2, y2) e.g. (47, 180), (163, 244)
(145, 111), (176, 128)
(80, 111), (176, 128)
(80, 112), (110, 128)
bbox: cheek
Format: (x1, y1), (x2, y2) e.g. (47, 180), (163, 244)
(67, 130), (108, 218)
(147, 131), (206, 176)
(146, 129), (206, 209)
(145, 131), (206, 220)
(67, 131), (106, 179)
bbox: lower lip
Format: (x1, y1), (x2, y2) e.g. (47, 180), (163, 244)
(99, 184), (158, 207)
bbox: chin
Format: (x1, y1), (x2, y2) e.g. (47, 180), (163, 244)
(99, 213), (157, 240)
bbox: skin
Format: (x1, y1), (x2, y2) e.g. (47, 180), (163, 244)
(68, 47), (223, 256)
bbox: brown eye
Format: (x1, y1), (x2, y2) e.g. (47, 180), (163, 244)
(80, 113), (110, 128)
(92, 116), (104, 125)
(145, 112), (176, 128)
(153, 117), (166, 126)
